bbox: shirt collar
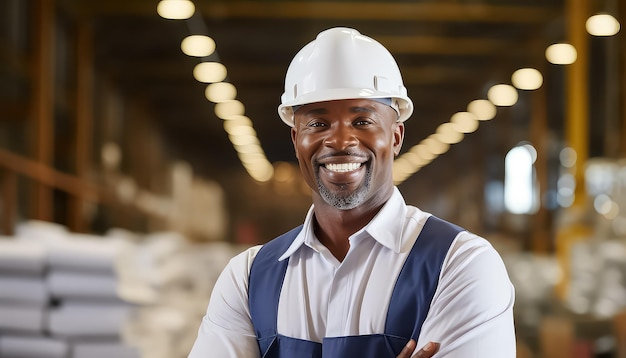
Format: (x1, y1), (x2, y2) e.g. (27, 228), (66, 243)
(278, 187), (408, 261)
(278, 205), (316, 261)
(361, 187), (407, 253)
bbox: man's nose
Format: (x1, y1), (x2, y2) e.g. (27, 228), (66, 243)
(324, 124), (358, 150)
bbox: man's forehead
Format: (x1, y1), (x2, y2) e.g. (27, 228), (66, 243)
(298, 98), (389, 111)
(292, 98), (401, 127)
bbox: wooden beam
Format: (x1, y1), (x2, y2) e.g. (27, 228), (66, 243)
(63, 0), (559, 24)
(566, 0), (589, 208)
(0, 148), (104, 203)
(201, 2), (560, 23)
(555, 0), (592, 302)
(0, 148), (170, 223)
(68, 21), (95, 232)
(1, 170), (17, 235)
(377, 35), (513, 56)
(616, 1), (626, 157)
(31, 0), (56, 221)
(529, 63), (552, 254)
(75, 21), (95, 177)
(98, 59), (494, 92)
(399, 65), (488, 86)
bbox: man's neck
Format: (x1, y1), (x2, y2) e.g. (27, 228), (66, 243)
(312, 200), (384, 262)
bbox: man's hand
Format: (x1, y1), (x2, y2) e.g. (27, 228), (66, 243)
(396, 340), (440, 358)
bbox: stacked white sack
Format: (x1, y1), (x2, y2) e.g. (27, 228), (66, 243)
(0, 335), (68, 358)
(120, 232), (242, 358)
(43, 232), (155, 358)
(119, 231), (204, 358)
(0, 221), (69, 358)
(1, 220), (243, 358)
(0, 240), (48, 333)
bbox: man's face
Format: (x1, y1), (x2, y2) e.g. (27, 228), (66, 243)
(291, 99), (404, 211)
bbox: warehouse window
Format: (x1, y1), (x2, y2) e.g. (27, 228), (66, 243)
(505, 143), (539, 214)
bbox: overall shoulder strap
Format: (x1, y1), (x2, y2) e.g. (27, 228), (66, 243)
(385, 215), (463, 340)
(248, 225), (303, 354)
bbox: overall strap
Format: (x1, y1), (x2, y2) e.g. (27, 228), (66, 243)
(385, 215), (463, 340)
(248, 225), (303, 356)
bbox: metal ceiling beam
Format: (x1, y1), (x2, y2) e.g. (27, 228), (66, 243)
(96, 59), (491, 89)
(201, 2), (560, 23)
(60, 0), (560, 24)
(377, 35), (514, 56)
(217, 33), (516, 56)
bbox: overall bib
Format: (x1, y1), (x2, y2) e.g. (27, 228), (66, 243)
(248, 216), (462, 358)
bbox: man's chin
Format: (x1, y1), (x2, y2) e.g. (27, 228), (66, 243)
(318, 184), (368, 211)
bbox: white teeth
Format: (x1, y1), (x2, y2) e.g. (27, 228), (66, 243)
(325, 163), (362, 172)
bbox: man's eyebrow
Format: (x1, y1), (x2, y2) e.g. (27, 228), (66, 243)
(350, 106), (378, 114)
(301, 107), (328, 116)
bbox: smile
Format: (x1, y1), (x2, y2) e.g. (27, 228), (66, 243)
(324, 163), (363, 173)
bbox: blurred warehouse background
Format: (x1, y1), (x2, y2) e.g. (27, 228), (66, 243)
(0, 0), (625, 357)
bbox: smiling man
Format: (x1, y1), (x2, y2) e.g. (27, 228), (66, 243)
(188, 27), (516, 358)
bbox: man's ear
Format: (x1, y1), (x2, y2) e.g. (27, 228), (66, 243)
(291, 127), (298, 157)
(393, 121), (405, 156)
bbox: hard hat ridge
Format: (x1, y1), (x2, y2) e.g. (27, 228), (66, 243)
(278, 27), (414, 126)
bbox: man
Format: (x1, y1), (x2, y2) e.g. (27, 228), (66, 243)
(189, 27), (515, 357)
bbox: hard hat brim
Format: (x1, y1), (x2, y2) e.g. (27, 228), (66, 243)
(278, 88), (413, 127)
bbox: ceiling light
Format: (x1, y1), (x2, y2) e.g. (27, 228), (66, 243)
(423, 135), (450, 155)
(392, 162), (413, 184)
(181, 35), (216, 57)
(403, 151), (429, 167)
(227, 124), (257, 137)
(511, 68), (543, 91)
(205, 82), (237, 103)
(559, 147), (577, 168)
(545, 43), (577, 65)
(215, 100), (245, 119)
(101, 142), (121, 169)
(234, 141), (263, 154)
(487, 84), (518, 106)
(467, 99), (496, 121)
(238, 151), (266, 165)
(223, 115), (252, 128)
(247, 162), (274, 183)
(414, 143), (438, 161)
(156, 0), (195, 20)
(586, 14), (621, 36)
(273, 162), (296, 183)
(435, 122), (464, 144)
(229, 133), (259, 146)
(450, 112), (479, 133)
(193, 62), (227, 83)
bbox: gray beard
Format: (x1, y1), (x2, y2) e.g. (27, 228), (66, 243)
(316, 167), (372, 210)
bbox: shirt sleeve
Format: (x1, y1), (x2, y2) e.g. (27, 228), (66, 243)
(188, 246), (262, 358)
(415, 232), (516, 357)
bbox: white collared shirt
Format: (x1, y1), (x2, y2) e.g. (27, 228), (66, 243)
(188, 188), (516, 357)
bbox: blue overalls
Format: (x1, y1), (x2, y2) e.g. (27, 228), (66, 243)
(248, 216), (462, 358)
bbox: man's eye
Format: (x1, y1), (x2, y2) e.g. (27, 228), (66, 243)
(308, 121), (327, 127)
(354, 119), (372, 126)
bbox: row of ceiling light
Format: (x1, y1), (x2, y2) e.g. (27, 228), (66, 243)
(157, 0), (620, 185)
(158, 0), (274, 182)
(393, 12), (621, 184)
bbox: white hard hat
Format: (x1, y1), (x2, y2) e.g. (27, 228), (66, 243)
(278, 27), (414, 127)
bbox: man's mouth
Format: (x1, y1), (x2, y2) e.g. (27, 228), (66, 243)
(323, 162), (363, 173)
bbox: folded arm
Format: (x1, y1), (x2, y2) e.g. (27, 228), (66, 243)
(416, 233), (516, 357)
(188, 247), (262, 358)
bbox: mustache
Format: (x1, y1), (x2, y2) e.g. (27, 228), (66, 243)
(316, 150), (368, 162)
